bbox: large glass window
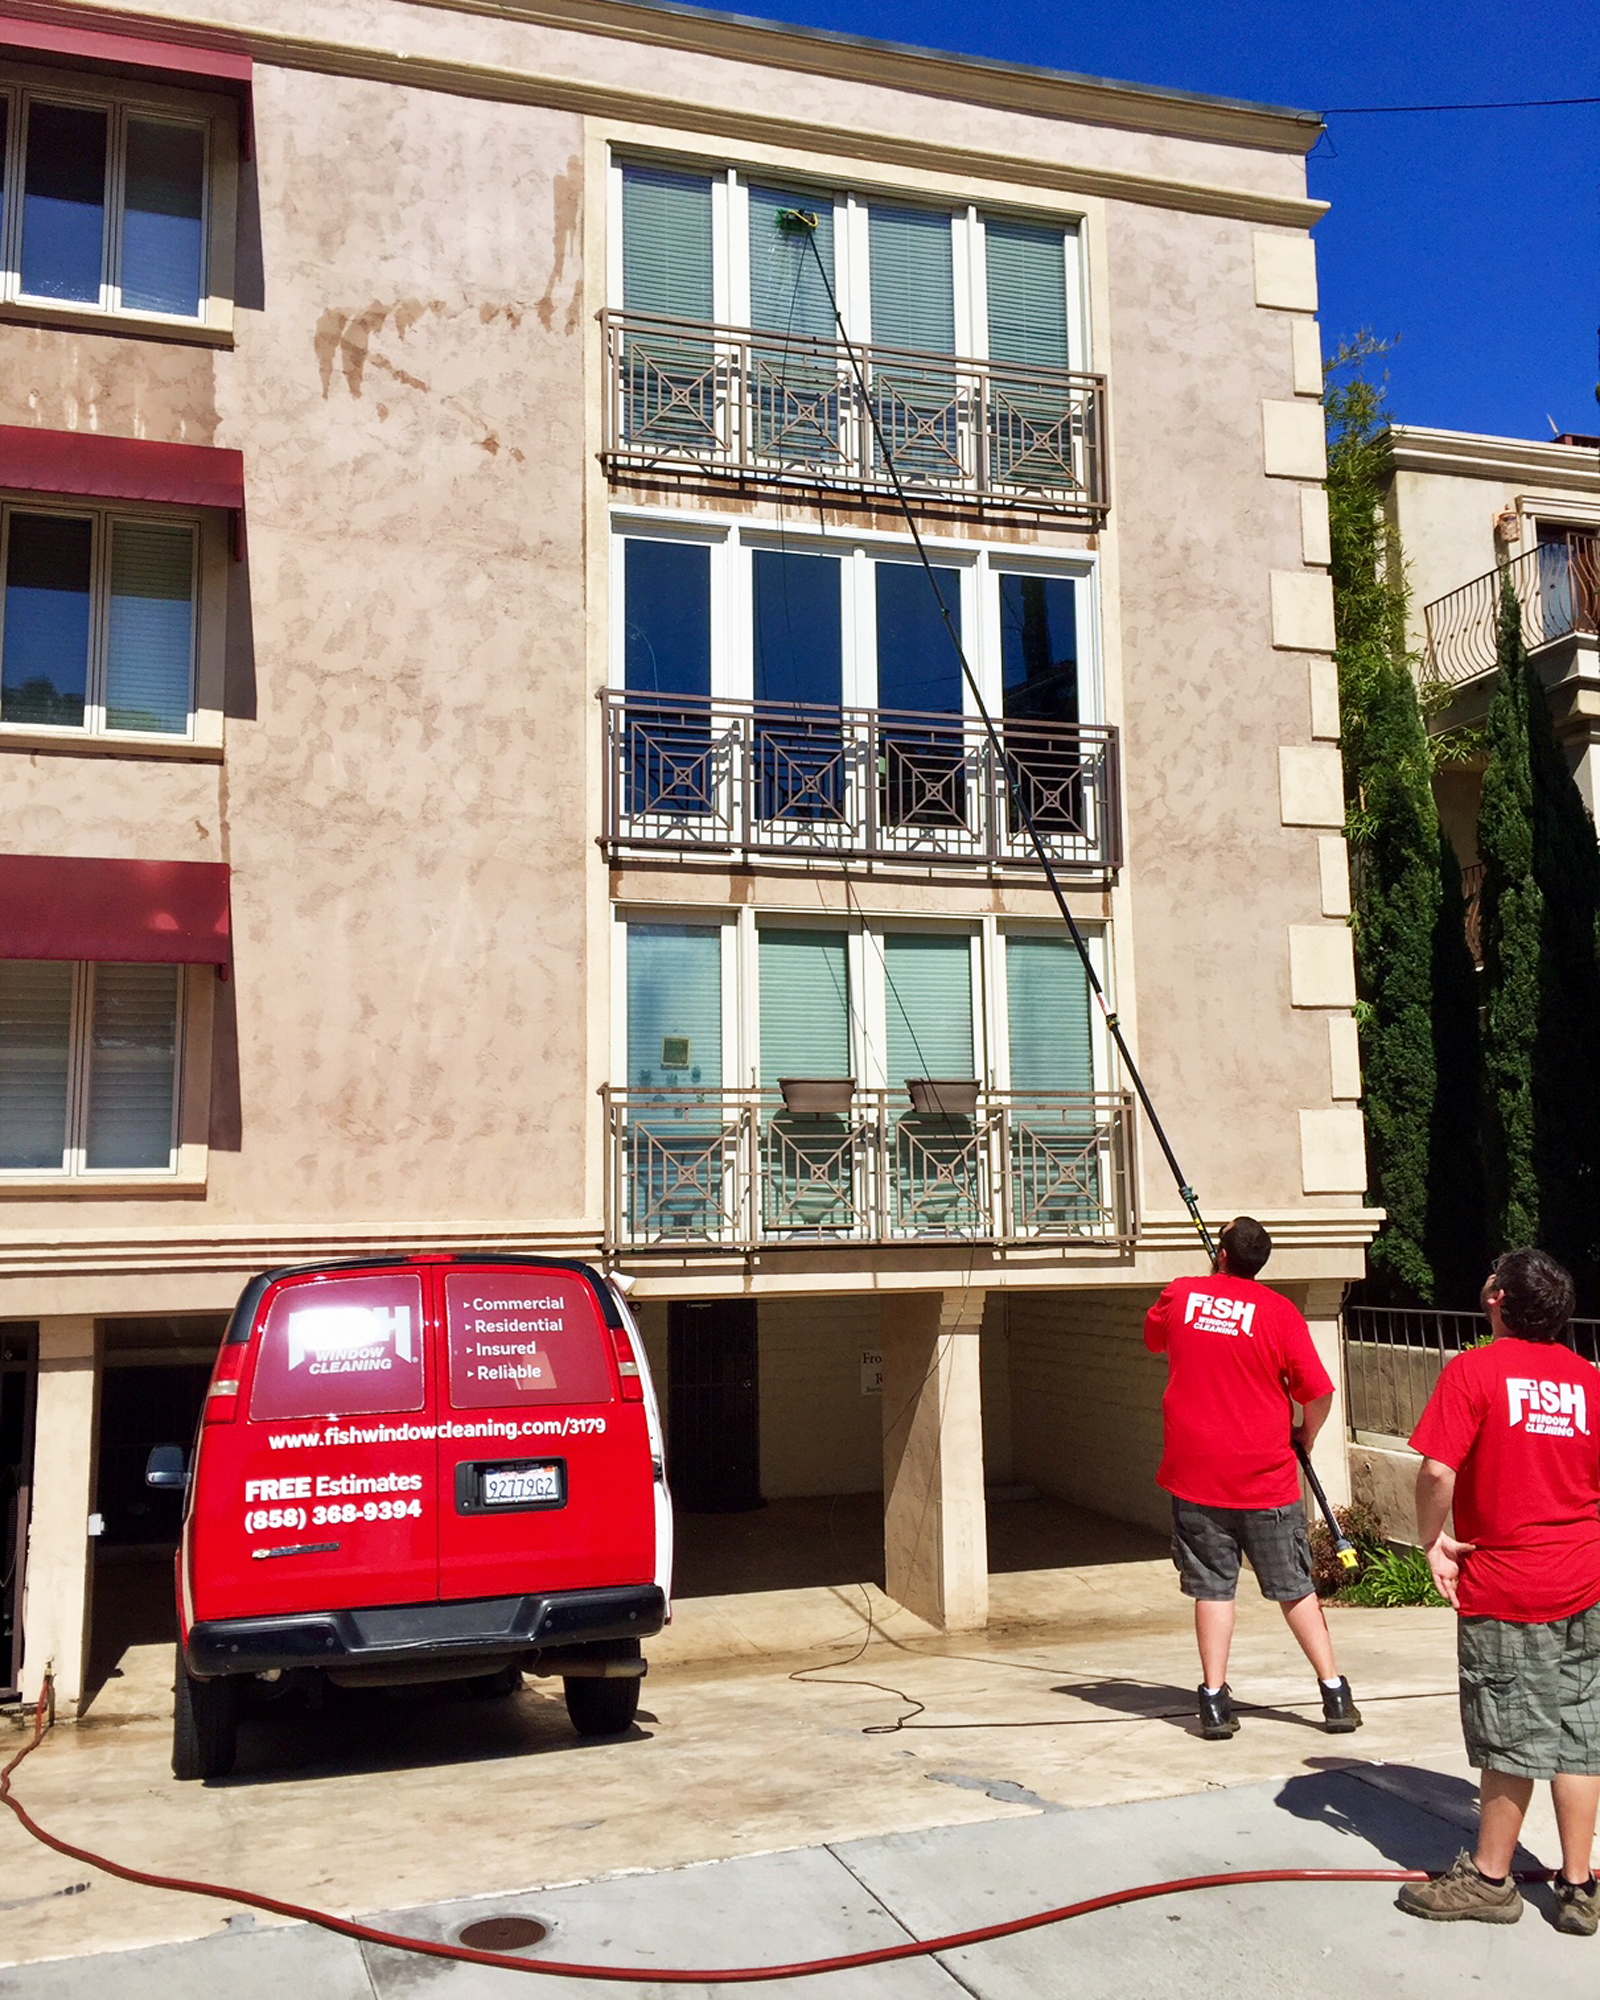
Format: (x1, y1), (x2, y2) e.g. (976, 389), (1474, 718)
(759, 930), (850, 1087)
(3, 91), (208, 319)
(626, 924), (722, 1090)
(753, 549), (843, 822)
(0, 961), (181, 1175)
(884, 932), (974, 1091)
(0, 507), (198, 737)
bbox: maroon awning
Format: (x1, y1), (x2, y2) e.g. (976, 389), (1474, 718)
(0, 12), (252, 147)
(0, 425), (244, 514)
(0, 856), (232, 966)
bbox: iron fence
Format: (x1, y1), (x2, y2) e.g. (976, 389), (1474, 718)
(600, 309), (1110, 520)
(1423, 534), (1600, 685)
(600, 691), (1121, 872)
(1344, 1302), (1600, 1439)
(603, 1086), (1134, 1253)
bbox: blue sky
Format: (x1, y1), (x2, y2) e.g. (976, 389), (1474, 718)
(685, 0), (1600, 441)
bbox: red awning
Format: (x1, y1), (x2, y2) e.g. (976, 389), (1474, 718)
(0, 425), (244, 514)
(0, 11), (252, 146)
(0, 856), (232, 966)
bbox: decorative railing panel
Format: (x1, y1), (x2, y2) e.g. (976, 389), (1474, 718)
(601, 310), (1110, 520)
(1345, 1302), (1600, 1440)
(604, 1088), (1134, 1253)
(1423, 534), (1600, 685)
(601, 691), (1120, 872)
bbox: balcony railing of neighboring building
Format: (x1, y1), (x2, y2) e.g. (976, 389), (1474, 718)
(1346, 1302), (1600, 1439)
(600, 692), (1122, 872)
(599, 310), (1111, 520)
(602, 1086), (1135, 1253)
(1423, 533), (1600, 685)
(1461, 860), (1486, 966)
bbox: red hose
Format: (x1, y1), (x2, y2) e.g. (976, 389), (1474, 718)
(0, 1687), (1520, 1985)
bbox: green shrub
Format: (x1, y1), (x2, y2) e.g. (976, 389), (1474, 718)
(1339, 1543), (1446, 1609)
(1309, 1500), (1386, 1598)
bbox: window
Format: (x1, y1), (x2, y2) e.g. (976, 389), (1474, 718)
(0, 70), (236, 330)
(0, 960), (182, 1176)
(0, 503), (199, 736)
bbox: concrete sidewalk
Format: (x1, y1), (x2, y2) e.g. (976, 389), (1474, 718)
(5, 1767), (1595, 1998)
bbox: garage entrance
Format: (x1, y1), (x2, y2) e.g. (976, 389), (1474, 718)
(1, 1322), (38, 1701)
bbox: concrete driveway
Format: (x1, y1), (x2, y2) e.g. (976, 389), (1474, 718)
(1, 1550), (1590, 1993)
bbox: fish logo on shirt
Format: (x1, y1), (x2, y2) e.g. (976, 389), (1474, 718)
(1184, 1292), (1257, 1338)
(1506, 1377), (1589, 1437)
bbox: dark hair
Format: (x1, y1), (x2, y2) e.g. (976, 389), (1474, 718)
(1219, 1216), (1272, 1280)
(1491, 1248), (1575, 1341)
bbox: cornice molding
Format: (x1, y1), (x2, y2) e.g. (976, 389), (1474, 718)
(0, 1), (1327, 228)
(1389, 425), (1600, 492)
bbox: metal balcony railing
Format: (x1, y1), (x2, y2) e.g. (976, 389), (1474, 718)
(1423, 534), (1600, 685)
(603, 1087), (1135, 1253)
(600, 691), (1121, 872)
(600, 309), (1110, 519)
(1345, 1303), (1600, 1440)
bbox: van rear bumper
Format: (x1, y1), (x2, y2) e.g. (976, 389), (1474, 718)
(186, 1584), (666, 1679)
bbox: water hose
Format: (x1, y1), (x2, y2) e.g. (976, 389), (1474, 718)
(3, 1681), (1535, 1985)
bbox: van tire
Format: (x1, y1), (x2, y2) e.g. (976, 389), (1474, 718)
(563, 1674), (639, 1737)
(172, 1652), (239, 1781)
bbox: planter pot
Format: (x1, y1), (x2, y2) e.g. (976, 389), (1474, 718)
(778, 1077), (856, 1115)
(905, 1078), (980, 1118)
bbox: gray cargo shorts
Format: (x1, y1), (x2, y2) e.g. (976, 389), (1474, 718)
(1170, 1496), (1315, 1603)
(1458, 1604), (1600, 1779)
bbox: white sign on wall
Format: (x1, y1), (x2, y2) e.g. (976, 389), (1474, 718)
(861, 1348), (883, 1397)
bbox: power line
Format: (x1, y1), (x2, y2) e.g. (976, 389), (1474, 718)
(1325, 94), (1600, 115)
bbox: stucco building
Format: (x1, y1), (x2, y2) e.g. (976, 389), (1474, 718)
(0, 0), (1377, 1716)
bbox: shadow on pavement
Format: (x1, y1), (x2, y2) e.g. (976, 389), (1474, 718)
(1051, 1676), (1336, 1734)
(1274, 1760), (1545, 1881)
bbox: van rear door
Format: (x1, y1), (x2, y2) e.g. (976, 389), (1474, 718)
(198, 1266), (438, 1620)
(435, 1264), (654, 1603)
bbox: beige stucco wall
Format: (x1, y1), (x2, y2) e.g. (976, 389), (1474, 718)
(758, 1296), (882, 1499)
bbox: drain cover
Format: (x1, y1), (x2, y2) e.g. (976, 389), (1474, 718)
(458, 1916), (550, 1952)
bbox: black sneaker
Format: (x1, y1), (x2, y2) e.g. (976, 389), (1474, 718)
(1197, 1684), (1239, 1739)
(1320, 1677), (1362, 1733)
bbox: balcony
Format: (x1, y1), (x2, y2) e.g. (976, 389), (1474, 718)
(600, 692), (1121, 873)
(600, 310), (1110, 521)
(1423, 534), (1600, 685)
(602, 1087), (1135, 1254)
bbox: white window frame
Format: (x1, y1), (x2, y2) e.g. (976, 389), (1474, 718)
(0, 960), (212, 1187)
(610, 509), (1102, 724)
(611, 910), (741, 1096)
(610, 154), (1087, 369)
(0, 492), (228, 753)
(987, 921), (1111, 1094)
(0, 64), (238, 338)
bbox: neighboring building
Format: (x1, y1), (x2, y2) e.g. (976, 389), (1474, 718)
(1387, 426), (1600, 896)
(0, 0), (1376, 1715)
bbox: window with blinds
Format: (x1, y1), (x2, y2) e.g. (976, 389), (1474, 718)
(748, 185), (835, 340)
(1005, 935), (1093, 1093)
(884, 932), (974, 1090)
(0, 505), (198, 737)
(621, 164), (713, 322)
(868, 206), (955, 354)
(626, 924), (722, 1089)
(0, 961), (181, 1175)
(2, 89), (209, 320)
(985, 219), (1069, 371)
(759, 930), (850, 1086)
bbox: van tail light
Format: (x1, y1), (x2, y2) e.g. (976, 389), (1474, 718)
(204, 1344), (247, 1424)
(608, 1324), (644, 1402)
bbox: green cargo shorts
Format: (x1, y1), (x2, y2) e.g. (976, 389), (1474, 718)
(1458, 1603), (1600, 1780)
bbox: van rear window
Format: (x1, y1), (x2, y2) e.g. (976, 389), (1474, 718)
(445, 1271), (613, 1409)
(250, 1272), (427, 1421)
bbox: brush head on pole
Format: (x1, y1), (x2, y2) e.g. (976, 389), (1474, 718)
(775, 207), (820, 234)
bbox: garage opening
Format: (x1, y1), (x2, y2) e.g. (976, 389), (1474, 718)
(1, 1322), (38, 1702)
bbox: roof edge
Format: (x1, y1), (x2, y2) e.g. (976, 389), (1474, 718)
(1389, 424), (1600, 489)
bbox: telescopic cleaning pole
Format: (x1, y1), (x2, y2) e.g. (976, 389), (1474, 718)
(774, 206), (1216, 1268)
(1296, 1441), (1359, 1570)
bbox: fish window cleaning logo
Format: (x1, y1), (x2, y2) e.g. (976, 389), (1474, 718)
(1184, 1291), (1257, 1339)
(287, 1305), (414, 1377)
(1507, 1377), (1590, 1438)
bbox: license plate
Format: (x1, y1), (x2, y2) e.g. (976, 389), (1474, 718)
(481, 1461), (562, 1507)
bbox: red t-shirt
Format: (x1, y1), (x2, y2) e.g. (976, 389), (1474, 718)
(1410, 1337), (1600, 1623)
(1144, 1275), (1333, 1509)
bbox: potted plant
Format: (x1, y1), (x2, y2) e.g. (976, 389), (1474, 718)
(905, 1078), (980, 1117)
(778, 1078), (856, 1115)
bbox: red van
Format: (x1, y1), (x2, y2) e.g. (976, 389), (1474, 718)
(154, 1256), (671, 1780)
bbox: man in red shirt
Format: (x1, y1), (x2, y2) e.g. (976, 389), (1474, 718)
(1145, 1214), (1360, 1740)
(1399, 1248), (1600, 1935)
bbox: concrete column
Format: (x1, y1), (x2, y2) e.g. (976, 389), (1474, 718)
(880, 1290), (987, 1632)
(20, 1317), (100, 1713)
(1297, 1280), (1351, 1508)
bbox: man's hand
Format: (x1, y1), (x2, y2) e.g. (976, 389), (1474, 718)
(1425, 1533), (1476, 1609)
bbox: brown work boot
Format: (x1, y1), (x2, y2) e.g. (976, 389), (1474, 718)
(1397, 1851), (1523, 1924)
(1554, 1875), (1600, 1937)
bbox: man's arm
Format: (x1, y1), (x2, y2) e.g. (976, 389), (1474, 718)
(1292, 1392), (1334, 1452)
(1143, 1285), (1175, 1355)
(1415, 1456), (1473, 1608)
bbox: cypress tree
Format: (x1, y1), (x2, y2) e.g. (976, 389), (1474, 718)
(1478, 582), (1541, 1251)
(1327, 342), (1474, 1303)
(1426, 825), (1487, 1305)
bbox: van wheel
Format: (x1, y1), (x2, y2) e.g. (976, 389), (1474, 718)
(564, 1675), (640, 1737)
(172, 1650), (238, 1781)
